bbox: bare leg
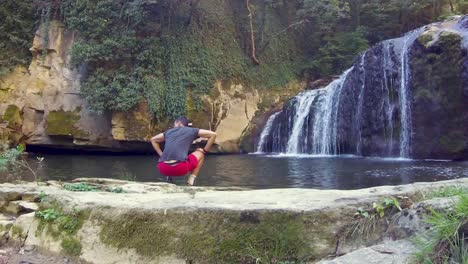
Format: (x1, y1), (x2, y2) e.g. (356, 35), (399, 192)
(187, 150), (205, 186)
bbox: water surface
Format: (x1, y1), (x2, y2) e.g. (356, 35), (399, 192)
(14, 154), (468, 190)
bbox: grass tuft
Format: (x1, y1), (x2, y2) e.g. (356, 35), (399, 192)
(413, 190), (468, 264)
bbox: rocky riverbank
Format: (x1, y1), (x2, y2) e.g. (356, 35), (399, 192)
(0, 178), (467, 263)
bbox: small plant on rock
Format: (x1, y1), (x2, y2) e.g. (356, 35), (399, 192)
(36, 208), (63, 222)
(106, 186), (124, 193)
(373, 196), (402, 218)
(63, 183), (98, 192)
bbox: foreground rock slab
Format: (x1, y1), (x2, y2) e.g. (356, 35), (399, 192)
(0, 178), (466, 264)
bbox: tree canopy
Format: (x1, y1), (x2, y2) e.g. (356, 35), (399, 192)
(0, 0), (464, 118)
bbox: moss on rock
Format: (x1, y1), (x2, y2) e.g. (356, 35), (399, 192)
(98, 209), (320, 263)
(1, 104), (22, 129)
(417, 33), (434, 48)
(61, 236), (82, 256)
(45, 110), (87, 138)
(410, 29), (466, 159)
(35, 206), (89, 257)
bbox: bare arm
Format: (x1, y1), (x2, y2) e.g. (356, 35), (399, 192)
(198, 129), (217, 152)
(150, 133), (165, 156)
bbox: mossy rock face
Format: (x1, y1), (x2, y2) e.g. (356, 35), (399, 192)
(96, 208), (345, 263)
(417, 32), (434, 48)
(45, 110), (87, 138)
(35, 206), (89, 257)
(410, 30), (467, 159)
(1, 104), (22, 129)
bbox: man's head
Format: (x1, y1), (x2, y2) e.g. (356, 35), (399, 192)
(174, 116), (189, 127)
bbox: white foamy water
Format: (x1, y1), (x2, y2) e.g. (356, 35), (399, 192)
(255, 112), (281, 153)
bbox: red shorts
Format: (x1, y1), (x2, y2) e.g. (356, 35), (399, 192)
(157, 154), (199, 177)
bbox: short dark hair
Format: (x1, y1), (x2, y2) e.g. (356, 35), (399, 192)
(174, 116), (189, 126)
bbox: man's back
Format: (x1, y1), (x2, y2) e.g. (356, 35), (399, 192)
(159, 126), (199, 162)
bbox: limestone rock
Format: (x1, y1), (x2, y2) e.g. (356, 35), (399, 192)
(0, 178), (466, 263)
(0, 214), (15, 239)
(2, 202), (21, 215)
(0, 19), (303, 153)
(317, 239), (416, 264)
(9, 212), (35, 241)
(11, 201), (39, 213)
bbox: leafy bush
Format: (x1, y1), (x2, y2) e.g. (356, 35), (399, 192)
(0, 0), (36, 76)
(0, 145), (44, 182)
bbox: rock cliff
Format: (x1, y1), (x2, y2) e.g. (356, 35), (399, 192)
(0, 21), (304, 153)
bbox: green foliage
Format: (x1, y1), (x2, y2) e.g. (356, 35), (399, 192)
(0, 0), (37, 76)
(426, 186), (468, 199)
(36, 206), (88, 257)
(304, 27), (369, 78)
(354, 207), (369, 218)
(100, 210), (312, 263)
(0, 145), (23, 173)
(224, 221), (309, 264)
(373, 196), (402, 218)
(353, 196), (402, 219)
(61, 236), (82, 256)
(0, 145), (44, 182)
(2, 0), (462, 119)
(63, 182), (98, 192)
(413, 193), (468, 264)
(38, 191), (47, 202)
(36, 208), (63, 222)
(106, 186), (124, 193)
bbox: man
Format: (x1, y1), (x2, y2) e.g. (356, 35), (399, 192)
(150, 116), (217, 186)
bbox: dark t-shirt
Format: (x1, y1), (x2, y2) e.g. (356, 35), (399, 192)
(159, 127), (200, 162)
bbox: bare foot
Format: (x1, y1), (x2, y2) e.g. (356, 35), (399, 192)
(187, 175), (197, 186)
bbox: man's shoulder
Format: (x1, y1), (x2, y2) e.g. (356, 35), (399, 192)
(165, 127), (198, 134)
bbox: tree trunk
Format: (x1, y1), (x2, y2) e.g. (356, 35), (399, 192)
(246, 0), (260, 65)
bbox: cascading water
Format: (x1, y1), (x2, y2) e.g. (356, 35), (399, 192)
(397, 28), (424, 158)
(311, 68), (352, 155)
(285, 90), (322, 154)
(255, 112), (280, 153)
(355, 52), (367, 155)
(255, 16), (467, 159)
(382, 41), (395, 156)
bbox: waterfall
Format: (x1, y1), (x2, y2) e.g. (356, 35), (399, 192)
(256, 112), (280, 153)
(397, 29), (423, 158)
(311, 68), (352, 155)
(382, 41), (395, 156)
(285, 90), (322, 154)
(355, 52), (367, 155)
(256, 16), (467, 159)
